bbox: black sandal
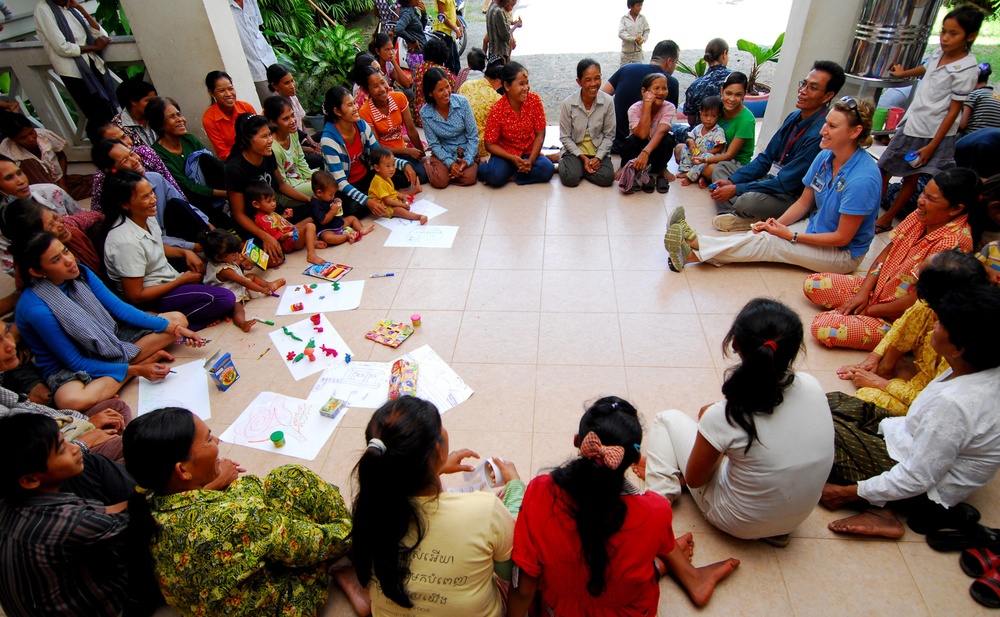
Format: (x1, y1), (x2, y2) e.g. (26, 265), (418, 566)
(657, 176), (670, 194)
(926, 524), (1000, 552)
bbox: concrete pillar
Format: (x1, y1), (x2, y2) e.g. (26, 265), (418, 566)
(759, 0), (866, 146)
(118, 0), (259, 145)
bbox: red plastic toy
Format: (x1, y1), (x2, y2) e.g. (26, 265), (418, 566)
(320, 344), (338, 357)
(310, 314), (321, 325)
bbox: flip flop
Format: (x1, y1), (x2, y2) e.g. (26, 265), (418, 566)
(971, 569), (1000, 608)
(875, 224), (894, 234)
(962, 548), (1000, 578)
(657, 176), (670, 194)
(927, 524), (1000, 552)
(908, 502), (981, 535)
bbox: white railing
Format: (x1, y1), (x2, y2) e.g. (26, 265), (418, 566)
(0, 36), (144, 161)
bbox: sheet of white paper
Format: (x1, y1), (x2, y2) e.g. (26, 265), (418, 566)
(220, 391), (340, 461)
(399, 344), (474, 413)
(267, 314), (353, 381)
(274, 280), (364, 315)
(374, 199), (447, 232)
(307, 361), (392, 408)
(383, 225), (458, 248)
(137, 360), (211, 420)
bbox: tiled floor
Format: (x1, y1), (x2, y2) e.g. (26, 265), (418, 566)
(101, 158), (997, 617)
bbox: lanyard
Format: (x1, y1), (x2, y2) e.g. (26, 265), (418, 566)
(779, 109), (825, 164)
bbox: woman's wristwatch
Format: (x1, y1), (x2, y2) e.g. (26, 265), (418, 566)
(790, 232), (798, 244)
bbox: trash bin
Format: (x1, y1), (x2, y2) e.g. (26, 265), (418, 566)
(846, 0), (944, 79)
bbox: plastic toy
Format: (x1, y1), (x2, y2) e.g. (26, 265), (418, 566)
(282, 326), (303, 341)
(708, 183), (717, 190)
(320, 344), (338, 357)
(290, 302), (304, 312)
(310, 283), (318, 289)
(270, 431), (285, 447)
(310, 314), (321, 325)
(332, 282), (340, 291)
(286, 351), (296, 361)
(304, 286), (313, 294)
(345, 353), (352, 364)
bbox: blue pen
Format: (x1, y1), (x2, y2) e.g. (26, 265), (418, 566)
(169, 370), (177, 374)
(176, 338), (210, 344)
(370, 273), (395, 278)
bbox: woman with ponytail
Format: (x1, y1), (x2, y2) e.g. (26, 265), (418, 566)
(352, 395), (524, 616)
(123, 407), (364, 617)
(645, 298), (835, 546)
(508, 396), (739, 615)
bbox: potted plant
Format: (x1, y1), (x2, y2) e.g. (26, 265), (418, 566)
(272, 23), (365, 130)
(737, 32), (783, 118)
(676, 58), (706, 78)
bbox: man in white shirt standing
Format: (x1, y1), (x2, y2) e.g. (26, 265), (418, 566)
(821, 281), (1000, 539)
(229, 0), (278, 108)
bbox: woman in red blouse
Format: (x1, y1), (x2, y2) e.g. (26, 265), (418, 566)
(356, 66), (428, 184)
(478, 62), (555, 187)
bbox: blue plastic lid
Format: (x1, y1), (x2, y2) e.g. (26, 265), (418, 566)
(905, 151), (919, 161)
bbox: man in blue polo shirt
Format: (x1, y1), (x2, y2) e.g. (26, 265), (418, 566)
(601, 40), (680, 153)
(711, 60), (846, 232)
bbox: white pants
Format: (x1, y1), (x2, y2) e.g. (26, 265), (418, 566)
(646, 410), (714, 509)
(694, 231), (864, 274)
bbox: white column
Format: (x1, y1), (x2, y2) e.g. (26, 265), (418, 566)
(760, 0), (866, 145)
(118, 0), (259, 145)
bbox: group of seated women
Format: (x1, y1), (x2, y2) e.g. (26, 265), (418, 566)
(4, 268), (999, 617)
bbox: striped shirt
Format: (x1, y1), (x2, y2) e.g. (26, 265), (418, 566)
(0, 492), (128, 617)
(319, 120), (407, 206)
(962, 86), (1000, 136)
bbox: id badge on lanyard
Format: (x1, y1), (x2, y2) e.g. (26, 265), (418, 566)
(768, 163), (782, 177)
(810, 171), (825, 193)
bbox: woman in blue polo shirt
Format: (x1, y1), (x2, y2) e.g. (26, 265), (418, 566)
(665, 97), (880, 274)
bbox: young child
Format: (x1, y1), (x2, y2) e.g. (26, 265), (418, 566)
(877, 3), (984, 232)
(198, 229), (286, 332)
(368, 147), (428, 224)
(618, 0), (650, 67)
(506, 396), (739, 615)
(247, 180), (328, 265)
(310, 170), (375, 245)
(959, 62), (999, 136)
(676, 95), (727, 185)
(0, 414), (129, 617)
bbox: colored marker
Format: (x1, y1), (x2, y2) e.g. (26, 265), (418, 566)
(370, 273), (395, 278)
(168, 370), (177, 374)
(257, 347), (271, 360)
(269, 292), (280, 297)
(176, 338), (210, 344)
(258, 319), (275, 325)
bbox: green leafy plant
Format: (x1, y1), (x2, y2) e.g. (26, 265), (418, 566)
(943, 0), (999, 21)
(737, 32), (783, 95)
(95, 0), (131, 35)
(676, 58), (706, 78)
(272, 23), (365, 114)
(259, 0), (374, 39)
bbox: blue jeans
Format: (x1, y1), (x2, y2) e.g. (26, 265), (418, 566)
(477, 154), (555, 187)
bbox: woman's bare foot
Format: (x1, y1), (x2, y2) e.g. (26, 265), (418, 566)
(684, 559), (741, 607)
(828, 509), (905, 538)
(675, 532), (695, 561)
(663, 171), (676, 182)
(681, 177), (692, 186)
(331, 565), (371, 616)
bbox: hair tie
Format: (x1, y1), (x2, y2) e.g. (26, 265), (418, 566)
(579, 431), (625, 470)
(109, 168), (117, 174)
(610, 401), (618, 409)
(762, 340), (777, 352)
(633, 443), (641, 452)
(135, 485), (149, 494)
(367, 438), (386, 454)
